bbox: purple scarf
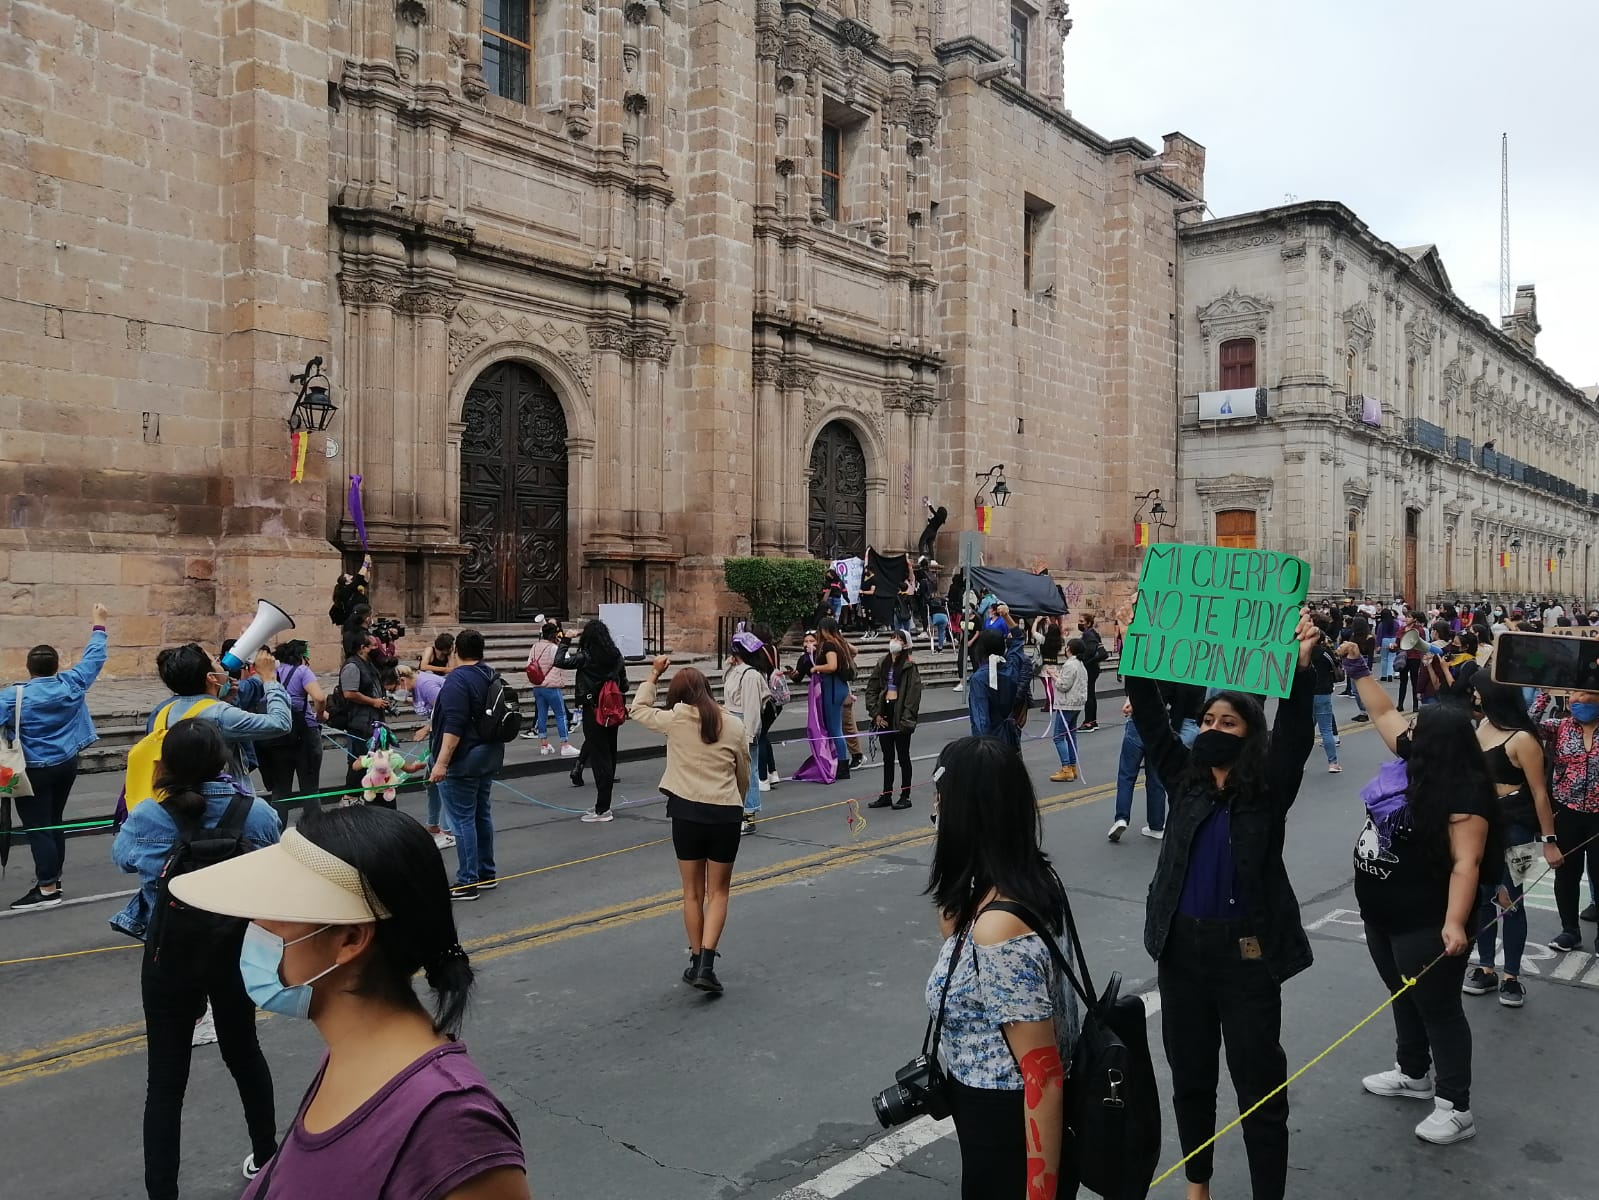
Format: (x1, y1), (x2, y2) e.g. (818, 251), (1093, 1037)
(1360, 758), (1411, 855)
(792, 673), (837, 784)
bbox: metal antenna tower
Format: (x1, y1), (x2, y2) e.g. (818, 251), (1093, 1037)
(1499, 133), (1511, 320)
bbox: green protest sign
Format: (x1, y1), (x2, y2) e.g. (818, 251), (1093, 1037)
(1122, 543), (1310, 699)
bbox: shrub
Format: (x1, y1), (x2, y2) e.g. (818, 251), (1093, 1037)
(723, 557), (828, 636)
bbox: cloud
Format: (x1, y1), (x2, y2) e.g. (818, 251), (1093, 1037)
(1064, 0), (1599, 385)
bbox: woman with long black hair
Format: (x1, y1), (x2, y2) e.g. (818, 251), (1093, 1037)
(812, 616), (856, 780)
(923, 736), (1078, 1199)
(630, 660), (750, 992)
(1463, 675), (1560, 1007)
(171, 804), (528, 1198)
(1126, 610), (1318, 1200)
(111, 720), (283, 1198)
(864, 631), (922, 810)
(1340, 642), (1497, 1146)
(568, 618), (630, 822)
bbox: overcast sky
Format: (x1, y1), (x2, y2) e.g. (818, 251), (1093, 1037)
(1064, 0), (1599, 388)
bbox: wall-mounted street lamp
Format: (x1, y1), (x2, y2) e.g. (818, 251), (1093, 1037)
(974, 464), (1011, 509)
(1135, 488), (1174, 528)
(288, 356), (338, 432)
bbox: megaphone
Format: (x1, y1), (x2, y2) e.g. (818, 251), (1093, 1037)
(220, 600), (296, 671)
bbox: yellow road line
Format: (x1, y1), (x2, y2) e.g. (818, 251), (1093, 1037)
(0, 781), (1116, 1089)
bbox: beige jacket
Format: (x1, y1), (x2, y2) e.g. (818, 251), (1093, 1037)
(629, 675), (750, 807)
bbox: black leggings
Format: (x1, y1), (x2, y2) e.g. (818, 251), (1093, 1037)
(257, 726), (325, 824)
(1396, 659), (1423, 710)
(582, 709), (619, 814)
(1364, 921), (1472, 1108)
(141, 944), (277, 1200)
(1554, 806), (1599, 935)
(880, 723), (913, 802)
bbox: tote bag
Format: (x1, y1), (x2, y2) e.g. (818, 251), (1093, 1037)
(0, 687), (33, 799)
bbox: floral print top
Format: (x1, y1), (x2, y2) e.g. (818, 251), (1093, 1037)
(924, 925), (1081, 1090)
(1531, 694), (1599, 814)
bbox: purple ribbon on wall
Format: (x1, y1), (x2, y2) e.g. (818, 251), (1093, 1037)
(347, 474), (369, 551)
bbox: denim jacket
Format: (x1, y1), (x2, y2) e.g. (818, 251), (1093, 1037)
(109, 779), (281, 940)
(1, 628), (107, 768)
(154, 683), (291, 781)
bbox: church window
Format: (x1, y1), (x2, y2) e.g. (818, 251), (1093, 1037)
(482, 0), (532, 104)
(1010, 6), (1032, 87)
(1023, 193), (1055, 294)
(1219, 337), (1256, 390)
(821, 123), (842, 220)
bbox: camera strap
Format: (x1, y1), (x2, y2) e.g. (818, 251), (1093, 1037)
(922, 924), (971, 1066)
(980, 899), (1097, 1012)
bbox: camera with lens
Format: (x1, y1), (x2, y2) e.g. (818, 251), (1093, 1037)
(871, 1054), (950, 1129)
(370, 616), (406, 644)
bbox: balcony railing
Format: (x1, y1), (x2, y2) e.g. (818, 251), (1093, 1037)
(1403, 417), (1449, 454)
(1452, 436), (1473, 462)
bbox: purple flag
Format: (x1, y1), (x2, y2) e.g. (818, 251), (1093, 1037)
(347, 474), (369, 550)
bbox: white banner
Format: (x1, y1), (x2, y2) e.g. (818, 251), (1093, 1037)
(831, 556), (864, 605)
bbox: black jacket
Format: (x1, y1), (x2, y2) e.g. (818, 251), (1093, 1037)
(1129, 668), (1317, 983)
(864, 655), (924, 733)
(572, 650), (628, 709)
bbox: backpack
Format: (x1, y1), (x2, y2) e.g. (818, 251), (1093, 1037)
(323, 667), (356, 731)
(475, 667), (523, 742)
(595, 679), (627, 728)
(768, 665), (791, 707)
(145, 790), (257, 981)
(986, 901), (1161, 1200)
(525, 643), (550, 687)
(119, 697), (220, 822)
(261, 665), (312, 752)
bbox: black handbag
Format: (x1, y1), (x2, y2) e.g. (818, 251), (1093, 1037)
(984, 901), (1161, 1200)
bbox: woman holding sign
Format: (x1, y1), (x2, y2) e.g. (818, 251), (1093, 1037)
(1126, 608), (1318, 1200)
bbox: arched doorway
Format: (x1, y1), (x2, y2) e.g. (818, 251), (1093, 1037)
(1215, 509), (1256, 549)
(808, 420), (867, 559)
(458, 362), (569, 622)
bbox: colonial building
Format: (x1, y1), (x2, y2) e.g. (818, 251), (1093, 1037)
(1177, 201), (1599, 604)
(1, 0), (1202, 676)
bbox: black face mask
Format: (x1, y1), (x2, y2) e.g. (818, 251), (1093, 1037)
(1191, 729), (1246, 768)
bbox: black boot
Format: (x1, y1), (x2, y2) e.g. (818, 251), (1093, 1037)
(892, 791), (912, 811)
(570, 765), (584, 787)
(836, 763), (851, 780)
(683, 949), (698, 985)
(690, 948), (723, 994)
(867, 793), (893, 809)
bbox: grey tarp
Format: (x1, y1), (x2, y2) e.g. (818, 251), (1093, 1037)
(969, 566), (1066, 616)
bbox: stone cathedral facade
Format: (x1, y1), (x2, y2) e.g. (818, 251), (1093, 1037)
(1, 0), (1202, 674)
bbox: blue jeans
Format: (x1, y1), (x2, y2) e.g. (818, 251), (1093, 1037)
(745, 743), (763, 816)
(1313, 694), (1337, 764)
(821, 674), (849, 767)
(437, 742), (503, 886)
(533, 687), (568, 741)
(1115, 720), (1167, 828)
(829, 596), (844, 623)
(931, 611), (949, 650)
(1476, 822), (1531, 976)
(1051, 710), (1080, 766)
(425, 782), (451, 832)
(1378, 644), (1395, 678)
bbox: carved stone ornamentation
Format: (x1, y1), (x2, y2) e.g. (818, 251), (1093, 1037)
(1343, 302), (1376, 353)
(752, 355), (781, 383)
(588, 325), (632, 354)
(447, 34), (467, 58)
(462, 63), (488, 101)
(565, 105), (593, 139)
(456, 303), (482, 326)
(624, 1), (647, 23)
(629, 334), (674, 363)
(835, 17), (880, 49)
(556, 350), (593, 395)
(399, 290), (459, 320)
(1185, 231), (1281, 258)
(583, 40), (598, 63)
(1406, 308), (1437, 355)
(448, 330), (486, 373)
(338, 275), (399, 307)
(396, 0), (427, 25)
(882, 383), (911, 411)
(779, 364), (818, 393)
(775, 157), (795, 176)
(623, 92), (648, 115)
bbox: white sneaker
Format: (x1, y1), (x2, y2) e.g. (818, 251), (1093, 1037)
(759, 777), (771, 792)
(432, 831), (456, 850)
(766, 772), (780, 786)
(1107, 818), (1128, 843)
(1362, 1064), (1435, 1100)
(560, 744), (580, 757)
(539, 743), (555, 755)
(192, 1006), (217, 1047)
(242, 1154), (261, 1180)
(580, 810), (614, 823)
(1414, 1098), (1476, 1144)
(519, 730), (540, 740)
(1140, 825), (1164, 841)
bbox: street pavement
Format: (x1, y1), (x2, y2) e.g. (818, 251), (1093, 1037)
(2, 684), (1596, 1199)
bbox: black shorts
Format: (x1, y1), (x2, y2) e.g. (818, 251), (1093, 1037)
(671, 816), (742, 864)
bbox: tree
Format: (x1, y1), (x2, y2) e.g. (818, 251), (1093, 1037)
(723, 557), (827, 636)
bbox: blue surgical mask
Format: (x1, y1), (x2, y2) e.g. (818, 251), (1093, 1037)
(239, 921), (338, 1019)
(1570, 702), (1599, 725)
(215, 674), (233, 699)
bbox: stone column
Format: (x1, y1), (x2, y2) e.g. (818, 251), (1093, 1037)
(409, 290), (456, 537)
(752, 349), (783, 555)
(631, 326), (673, 555)
(587, 325), (632, 556)
(678, 0), (757, 640)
